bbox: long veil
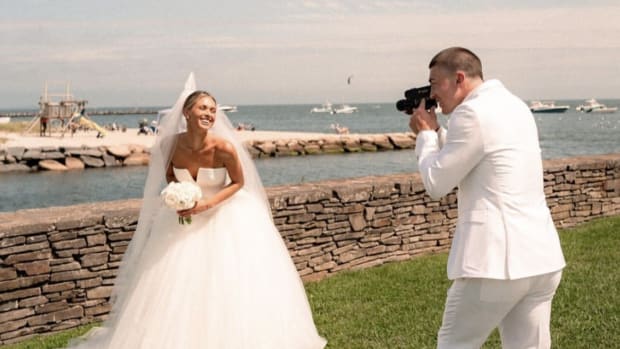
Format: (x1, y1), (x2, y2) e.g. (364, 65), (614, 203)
(68, 72), (271, 347)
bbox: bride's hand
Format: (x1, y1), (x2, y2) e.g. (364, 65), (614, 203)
(178, 200), (213, 217)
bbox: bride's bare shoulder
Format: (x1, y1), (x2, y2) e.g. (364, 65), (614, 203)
(211, 136), (237, 158)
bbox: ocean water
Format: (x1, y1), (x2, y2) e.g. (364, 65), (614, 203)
(2, 100), (620, 212)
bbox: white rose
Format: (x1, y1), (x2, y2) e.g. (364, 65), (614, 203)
(161, 181), (203, 211)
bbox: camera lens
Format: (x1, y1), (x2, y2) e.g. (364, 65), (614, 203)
(396, 99), (408, 111)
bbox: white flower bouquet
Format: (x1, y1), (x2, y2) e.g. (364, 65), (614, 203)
(160, 181), (203, 225)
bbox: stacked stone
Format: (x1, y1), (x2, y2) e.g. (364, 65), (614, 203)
(268, 175), (457, 282)
(543, 154), (620, 228)
(249, 133), (415, 158)
(0, 133), (417, 173)
(0, 202), (139, 344)
(0, 154), (618, 344)
(0, 145), (150, 173)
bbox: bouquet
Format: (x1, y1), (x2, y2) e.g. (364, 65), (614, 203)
(160, 181), (203, 225)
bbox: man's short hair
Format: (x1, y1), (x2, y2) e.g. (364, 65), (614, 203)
(429, 47), (483, 79)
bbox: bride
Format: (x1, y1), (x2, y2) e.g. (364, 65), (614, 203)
(67, 74), (327, 348)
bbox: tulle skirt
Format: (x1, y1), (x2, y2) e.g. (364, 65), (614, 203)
(67, 189), (326, 349)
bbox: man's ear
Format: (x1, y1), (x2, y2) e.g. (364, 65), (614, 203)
(456, 71), (465, 84)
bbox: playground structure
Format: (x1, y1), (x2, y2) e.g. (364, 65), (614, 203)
(24, 82), (107, 138)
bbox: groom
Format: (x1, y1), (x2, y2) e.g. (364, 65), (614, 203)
(407, 47), (566, 348)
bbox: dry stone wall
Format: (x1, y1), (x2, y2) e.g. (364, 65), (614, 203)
(0, 153), (618, 344)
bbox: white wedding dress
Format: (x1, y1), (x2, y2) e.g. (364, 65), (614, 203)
(68, 167), (326, 349)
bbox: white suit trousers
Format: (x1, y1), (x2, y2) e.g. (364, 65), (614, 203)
(437, 270), (562, 349)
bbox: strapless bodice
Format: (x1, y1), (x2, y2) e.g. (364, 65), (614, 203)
(173, 167), (228, 196)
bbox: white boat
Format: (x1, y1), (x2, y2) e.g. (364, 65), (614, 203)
(576, 98), (617, 113)
(0, 116), (10, 124)
(331, 104), (358, 114)
(217, 105), (238, 113)
(310, 102), (334, 113)
(576, 98), (599, 112)
(589, 105), (618, 113)
(529, 101), (570, 113)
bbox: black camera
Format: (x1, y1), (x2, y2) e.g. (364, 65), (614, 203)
(396, 85), (437, 114)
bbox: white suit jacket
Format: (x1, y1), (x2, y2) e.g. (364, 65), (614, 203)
(416, 79), (565, 280)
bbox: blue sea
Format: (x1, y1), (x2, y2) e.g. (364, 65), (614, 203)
(2, 100), (620, 212)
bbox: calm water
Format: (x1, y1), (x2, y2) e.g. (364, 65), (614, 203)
(2, 100), (619, 212)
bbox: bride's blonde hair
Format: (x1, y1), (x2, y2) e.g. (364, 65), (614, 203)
(183, 90), (217, 113)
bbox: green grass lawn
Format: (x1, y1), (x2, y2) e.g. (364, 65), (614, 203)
(3, 216), (619, 349)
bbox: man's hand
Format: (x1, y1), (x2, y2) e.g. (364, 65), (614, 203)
(409, 99), (439, 134)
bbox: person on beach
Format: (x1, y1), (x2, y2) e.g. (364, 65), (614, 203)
(137, 118), (151, 135)
(66, 73), (326, 349)
(40, 116), (49, 136)
(407, 47), (565, 348)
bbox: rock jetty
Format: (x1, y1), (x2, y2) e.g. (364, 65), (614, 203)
(0, 145), (149, 173)
(0, 133), (416, 173)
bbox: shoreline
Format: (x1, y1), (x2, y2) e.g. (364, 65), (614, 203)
(0, 129), (348, 149)
(0, 129), (416, 173)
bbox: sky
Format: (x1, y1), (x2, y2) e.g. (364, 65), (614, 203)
(1, 0), (619, 108)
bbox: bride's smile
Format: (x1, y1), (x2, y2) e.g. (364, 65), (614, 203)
(199, 117), (212, 127)
(187, 96), (217, 130)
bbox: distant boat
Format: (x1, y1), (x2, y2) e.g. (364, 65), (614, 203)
(331, 104), (358, 114)
(310, 102), (334, 113)
(217, 105), (238, 113)
(589, 105), (618, 113)
(529, 101), (570, 113)
(576, 98), (617, 114)
(576, 98), (598, 112)
(0, 116), (10, 124)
